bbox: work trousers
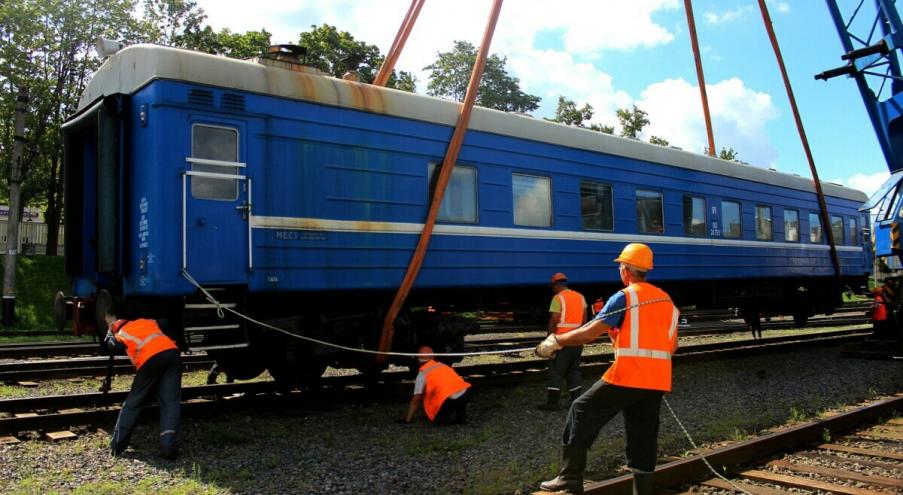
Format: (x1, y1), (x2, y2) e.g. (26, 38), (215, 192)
(547, 345), (583, 394)
(111, 349), (182, 457)
(434, 390), (471, 426)
(562, 380), (663, 473)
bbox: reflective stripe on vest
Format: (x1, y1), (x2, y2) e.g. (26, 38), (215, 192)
(115, 319), (177, 369)
(419, 359), (471, 421)
(555, 289), (586, 335)
(602, 283), (678, 392)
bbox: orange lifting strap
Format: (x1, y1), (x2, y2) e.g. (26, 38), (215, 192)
(375, 0), (506, 365)
(374, 0), (426, 87)
(683, 0), (716, 157)
(756, 0), (842, 281)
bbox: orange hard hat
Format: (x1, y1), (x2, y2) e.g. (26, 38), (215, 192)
(551, 272), (568, 284)
(614, 243), (654, 271)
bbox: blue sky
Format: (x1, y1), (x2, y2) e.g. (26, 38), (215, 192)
(195, 0), (891, 195)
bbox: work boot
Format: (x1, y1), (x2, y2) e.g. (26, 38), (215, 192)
(539, 446), (586, 493)
(537, 389), (561, 411)
(569, 387), (582, 404)
(632, 472), (654, 495)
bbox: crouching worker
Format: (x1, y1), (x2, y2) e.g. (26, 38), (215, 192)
(400, 346), (471, 425)
(535, 243), (679, 495)
(103, 308), (182, 459)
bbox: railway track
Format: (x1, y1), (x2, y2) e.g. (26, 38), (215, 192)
(561, 394), (903, 495)
(0, 327), (872, 437)
(466, 314), (871, 351)
(0, 318), (872, 383)
(0, 302), (871, 362)
(0, 354), (214, 382)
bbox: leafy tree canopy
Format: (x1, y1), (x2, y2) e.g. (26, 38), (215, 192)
(424, 40), (540, 113)
(705, 146), (740, 161)
(649, 135), (669, 146)
(548, 96), (593, 126)
(616, 105), (650, 139)
(297, 24), (415, 92)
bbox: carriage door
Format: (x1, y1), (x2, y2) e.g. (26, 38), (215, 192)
(183, 123), (250, 283)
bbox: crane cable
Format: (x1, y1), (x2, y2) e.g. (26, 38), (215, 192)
(182, 268), (669, 358)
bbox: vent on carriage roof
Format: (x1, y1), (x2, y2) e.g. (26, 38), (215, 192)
(221, 93), (246, 112)
(188, 89), (214, 107)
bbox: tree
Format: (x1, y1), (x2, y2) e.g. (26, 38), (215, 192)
(649, 136), (669, 146)
(424, 40), (540, 112)
(0, 0), (139, 256)
(706, 146), (739, 161)
(296, 24), (414, 92)
(590, 123), (615, 134)
(548, 96), (594, 126)
(180, 26), (272, 58)
(616, 105), (650, 139)
(719, 147), (739, 161)
(135, 0), (206, 47)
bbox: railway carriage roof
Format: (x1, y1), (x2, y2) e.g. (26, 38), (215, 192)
(77, 45), (865, 203)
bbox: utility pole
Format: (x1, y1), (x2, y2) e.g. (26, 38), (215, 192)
(3, 89), (29, 327)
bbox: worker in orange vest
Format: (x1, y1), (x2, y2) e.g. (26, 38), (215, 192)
(870, 287), (891, 335)
(103, 306), (182, 459)
(536, 243), (679, 495)
(538, 272), (588, 411)
(400, 346), (472, 425)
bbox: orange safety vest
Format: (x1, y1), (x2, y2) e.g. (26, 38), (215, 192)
(553, 289), (587, 335)
(873, 295), (888, 322)
(112, 319), (178, 370)
(601, 282), (679, 392)
(418, 359), (471, 421)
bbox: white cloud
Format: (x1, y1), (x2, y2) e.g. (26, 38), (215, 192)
(769, 1), (791, 14)
(635, 78), (780, 166)
(704, 5), (754, 24)
(194, 0), (681, 79)
(841, 171), (889, 196)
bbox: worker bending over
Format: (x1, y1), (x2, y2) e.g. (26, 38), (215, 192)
(104, 306), (182, 459)
(400, 346), (471, 425)
(535, 243), (679, 495)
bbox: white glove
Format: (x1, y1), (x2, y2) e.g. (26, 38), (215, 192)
(535, 334), (562, 358)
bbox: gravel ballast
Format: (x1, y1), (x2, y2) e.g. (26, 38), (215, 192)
(1, 343), (901, 494)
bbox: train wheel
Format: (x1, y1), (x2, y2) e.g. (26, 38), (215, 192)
(268, 358), (327, 392)
(792, 311), (808, 328)
(209, 350), (267, 381)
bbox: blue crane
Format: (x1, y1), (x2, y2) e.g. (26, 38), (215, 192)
(819, 1), (903, 262)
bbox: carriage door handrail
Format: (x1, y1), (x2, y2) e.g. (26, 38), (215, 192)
(181, 157), (251, 272)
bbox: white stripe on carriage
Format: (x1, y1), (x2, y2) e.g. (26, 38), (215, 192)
(249, 215), (864, 252)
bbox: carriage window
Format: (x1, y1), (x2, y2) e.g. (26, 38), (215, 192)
(755, 205), (772, 240)
(636, 190), (663, 234)
(848, 218), (857, 246)
(809, 212), (823, 243)
(683, 196), (706, 236)
(831, 215), (844, 244)
(191, 125), (239, 200)
(784, 209), (799, 242)
(428, 163), (477, 223)
(580, 181), (613, 230)
(513, 173), (551, 227)
(721, 201), (741, 238)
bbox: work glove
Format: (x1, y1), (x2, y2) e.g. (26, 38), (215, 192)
(534, 334), (562, 358)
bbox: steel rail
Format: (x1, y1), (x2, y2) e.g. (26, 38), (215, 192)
(0, 329), (871, 436)
(573, 394), (903, 494)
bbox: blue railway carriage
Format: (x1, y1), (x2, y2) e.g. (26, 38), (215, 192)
(61, 45), (871, 384)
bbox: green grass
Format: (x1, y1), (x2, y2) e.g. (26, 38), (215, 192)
(0, 255), (69, 331)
